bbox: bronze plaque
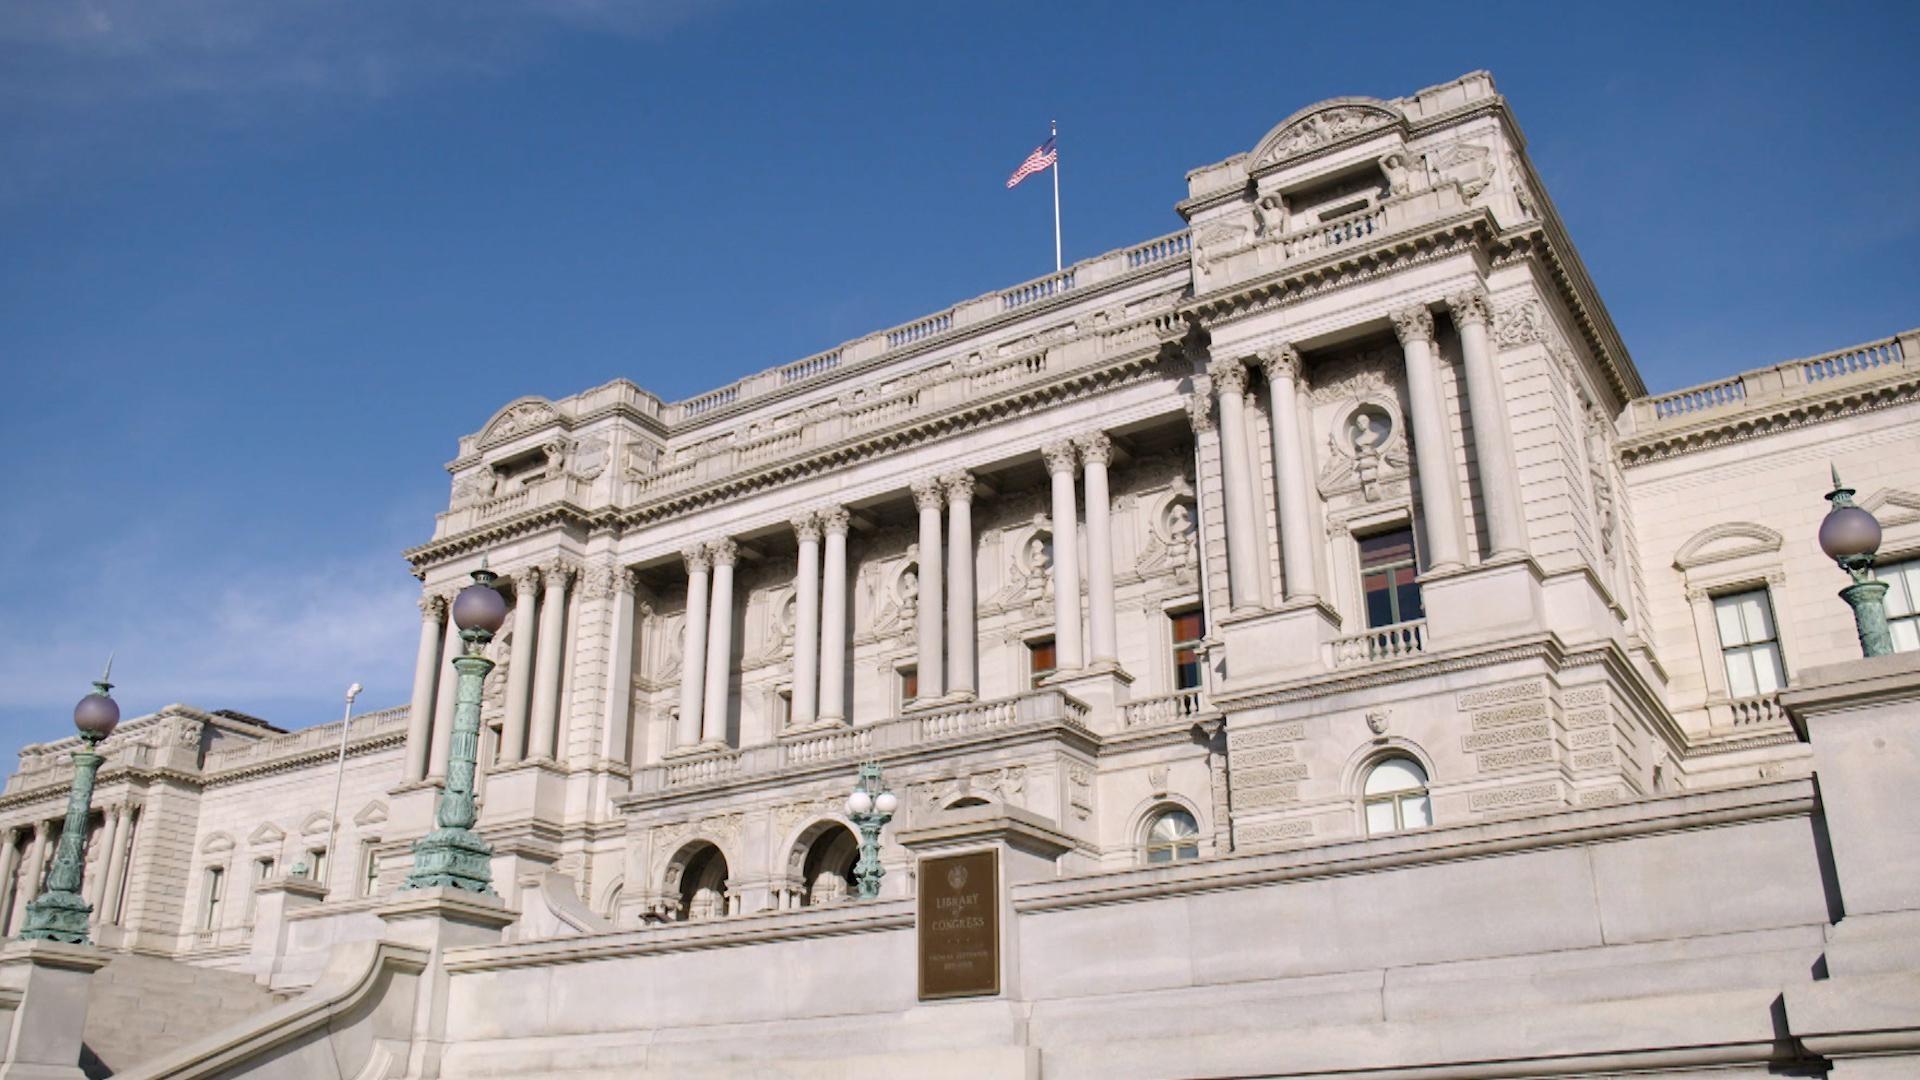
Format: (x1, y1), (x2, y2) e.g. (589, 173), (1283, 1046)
(917, 850), (1000, 1000)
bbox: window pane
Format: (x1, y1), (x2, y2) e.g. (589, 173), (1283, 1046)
(1750, 642), (1785, 695)
(1176, 841), (1199, 860)
(1146, 846), (1172, 865)
(900, 667), (917, 699)
(1713, 593), (1751, 646)
(1149, 809), (1199, 843)
(1365, 800), (1398, 834)
(1724, 647), (1759, 699)
(1363, 571), (1394, 628)
(1359, 529), (1415, 569)
(1171, 610), (1205, 643)
(1883, 561), (1920, 618)
(1174, 648), (1202, 690)
(1395, 577), (1424, 622)
(1402, 793), (1432, 829)
(1739, 592), (1775, 642)
(1364, 757), (1428, 795)
(1892, 618), (1920, 654)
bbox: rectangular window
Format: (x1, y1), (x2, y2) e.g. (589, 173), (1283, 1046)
(1359, 528), (1423, 629)
(1881, 558), (1920, 654)
(775, 688), (793, 728)
(898, 665), (918, 703)
(1714, 589), (1786, 698)
(308, 847), (328, 883)
(203, 866), (225, 930)
(361, 846), (382, 898)
(1170, 609), (1206, 690)
(254, 857), (276, 884)
(1028, 637), (1057, 688)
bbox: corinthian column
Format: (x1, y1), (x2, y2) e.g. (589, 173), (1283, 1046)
(790, 513), (822, 728)
(944, 472), (977, 696)
(405, 592), (447, 781)
(676, 547), (711, 749)
(700, 538), (738, 744)
(1393, 305), (1467, 572)
(818, 507), (851, 724)
(1260, 344), (1319, 602)
(1208, 356), (1264, 611)
(911, 478), (946, 700)
(527, 563), (573, 761)
(428, 596), (461, 778)
(499, 567), (542, 764)
(0, 829), (19, 932)
(88, 806), (121, 913)
(1448, 286), (1528, 559)
(1042, 440), (1085, 671)
(1078, 433), (1119, 668)
(99, 806), (132, 926)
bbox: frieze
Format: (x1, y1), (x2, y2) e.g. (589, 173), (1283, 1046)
(1561, 686), (1607, 708)
(1235, 763), (1310, 788)
(1564, 709), (1611, 729)
(1571, 750), (1616, 770)
(1477, 744), (1556, 771)
(1576, 788), (1624, 807)
(1456, 680), (1544, 710)
(1236, 818), (1315, 844)
(1461, 722), (1551, 753)
(1228, 721), (1306, 750)
(1232, 744), (1297, 767)
(1567, 728), (1613, 750)
(1467, 782), (1561, 811)
(1234, 783), (1303, 809)
(1469, 701), (1552, 731)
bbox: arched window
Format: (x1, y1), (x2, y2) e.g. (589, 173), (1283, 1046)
(675, 845), (730, 921)
(1363, 757), (1431, 835)
(799, 825), (858, 907)
(1143, 807), (1201, 864)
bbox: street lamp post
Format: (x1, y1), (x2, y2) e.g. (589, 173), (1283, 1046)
(1819, 467), (1894, 659)
(403, 566), (507, 895)
(844, 762), (898, 900)
(22, 663), (121, 944)
(321, 682), (363, 896)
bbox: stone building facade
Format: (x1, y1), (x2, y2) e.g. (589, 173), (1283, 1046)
(5, 71), (1920, 1077)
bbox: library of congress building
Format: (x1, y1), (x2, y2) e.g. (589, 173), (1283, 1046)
(2, 72), (1919, 1079)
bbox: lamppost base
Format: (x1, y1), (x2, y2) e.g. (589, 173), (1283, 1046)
(20, 890), (94, 945)
(402, 827), (496, 895)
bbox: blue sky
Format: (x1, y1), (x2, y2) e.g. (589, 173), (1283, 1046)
(2, 1), (1916, 764)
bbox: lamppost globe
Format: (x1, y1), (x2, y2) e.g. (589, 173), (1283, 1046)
(874, 791), (898, 815)
(73, 689), (120, 741)
(451, 571), (509, 634)
(847, 790), (874, 816)
(1818, 505), (1882, 562)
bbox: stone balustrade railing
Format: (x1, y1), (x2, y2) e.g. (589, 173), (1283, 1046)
(633, 688), (1090, 795)
(1120, 688), (1208, 729)
(1726, 692), (1784, 728)
(1278, 203), (1384, 262)
(1628, 330), (1913, 431)
(202, 705), (410, 772)
(1330, 620), (1427, 668)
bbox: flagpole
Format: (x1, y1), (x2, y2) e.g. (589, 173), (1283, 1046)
(1050, 119), (1062, 273)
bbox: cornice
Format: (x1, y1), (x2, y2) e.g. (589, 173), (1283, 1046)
(1619, 372), (1920, 468)
(201, 731), (407, 788)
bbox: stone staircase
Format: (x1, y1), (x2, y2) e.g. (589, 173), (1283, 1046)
(81, 955), (284, 1077)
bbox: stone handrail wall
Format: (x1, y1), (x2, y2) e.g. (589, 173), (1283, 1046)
(1120, 688), (1208, 729)
(1330, 620), (1428, 667)
(1628, 330), (1913, 430)
(201, 705), (410, 772)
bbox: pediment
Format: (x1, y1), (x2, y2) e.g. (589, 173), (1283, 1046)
(202, 832), (235, 855)
(1249, 98), (1403, 171)
(248, 822), (286, 847)
(477, 396), (561, 449)
(353, 800), (389, 827)
(1674, 522), (1784, 570)
(1859, 488), (1920, 529)
(300, 811), (333, 837)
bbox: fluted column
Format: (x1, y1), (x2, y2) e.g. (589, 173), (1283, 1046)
(1078, 433), (1119, 667)
(499, 567), (542, 764)
(603, 568), (639, 764)
(1393, 305), (1467, 572)
(1448, 286), (1528, 559)
(1208, 356), (1264, 611)
(11, 822), (49, 933)
(527, 563), (573, 761)
(87, 806), (121, 914)
(791, 514), (822, 728)
(944, 472), (977, 696)
(404, 593), (447, 782)
(1260, 344), (1320, 601)
(676, 547), (711, 749)
(0, 829), (19, 934)
(427, 599), (461, 778)
(911, 478), (946, 700)
(99, 806), (132, 926)
(701, 539), (739, 744)
(818, 507), (851, 724)
(1042, 440), (1086, 671)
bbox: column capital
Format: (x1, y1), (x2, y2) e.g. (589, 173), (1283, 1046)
(1076, 431), (1113, 467)
(706, 537), (739, 567)
(35, 820), (55, 839)
(1206, 356), (1250, 396)
(682, 546), (711, 574)
(1391, 305), (1436, 346)
(791, 512), (822, 543)
(615, 566), (638, 596)
(910, 477), (945, 512)
(1258, 343), (1302, 382)
(513, 565), (545, 594)
(818, 505), (851, 536)
(941, 470), (976, 503)
(1445, 286), (1493, 328)
(418, 592), (448, 621)
(1041, 440), (1079, 476)
(540, 561), (577, 588)
(1186, 390), (1215, 434)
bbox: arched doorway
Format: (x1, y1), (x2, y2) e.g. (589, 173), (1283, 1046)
(666, 842), (730, 922)
(799, 824), (858, 907)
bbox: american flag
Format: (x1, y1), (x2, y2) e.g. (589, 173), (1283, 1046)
(1005, 136), (1057, 189)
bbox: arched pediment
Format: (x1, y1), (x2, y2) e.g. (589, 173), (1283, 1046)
(1249, 98), (1403, 171)
(299, 811), (333, 837)
(477, 396), (561, 449)
(353, 800), (389, 827)
(202, 832), (236, 855)
(1674, 522), (1784, 570)
(247, 822), (285, 847)
(1859, 488), (1920, 529)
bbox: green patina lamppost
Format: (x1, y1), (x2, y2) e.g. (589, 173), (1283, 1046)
(403, 565), (507, 894)
(844, 762), (898, 900)
(1819, 467), (1893, 659)
(22, 662), (121, 944)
